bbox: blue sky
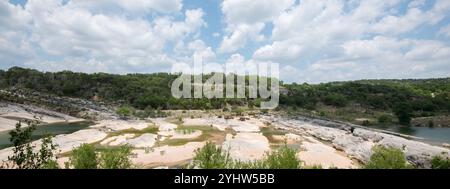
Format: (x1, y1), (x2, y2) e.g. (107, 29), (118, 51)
(1, 0), (450, 83)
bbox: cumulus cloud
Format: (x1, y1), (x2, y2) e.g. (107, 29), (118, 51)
(68, 0), (183, 14)
(218, 0), (294, 53)
(187, 40), (216, 62)
(439, 24), (450, 38)
(251, 0), (450, 82)
(290, 36), (450, 83)
(1, 0), (449, 83)
(0, 0), (205, 73)
(221, 0), (294, 25)
(218, 23), (265, 53)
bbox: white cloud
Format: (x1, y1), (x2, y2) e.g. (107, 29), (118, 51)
(0, 0), (205, 73)
(153, 9), (206, 42)
(218, 23), (265, 53)
(408, 0), (426, 8)
(187, 40), (216, 62)
(289, 36), (450, 83)
(247, 0), (450, 83)
(1, 0), (450, 83)
(219, 0), (294, 53)
(0, 1), (33, 68)
(439, 24), (450, 38)
(0, 1), (30, 30)
(68, 0), (183, 14)
(221, 0), (294, 25)
(371, 8), (428, 35)
(253, 40), (303, 62)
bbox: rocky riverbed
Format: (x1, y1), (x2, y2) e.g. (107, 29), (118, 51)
(0, 102), (85, 132)
(262, 115), (450, 168)
(0, 100), (448, 169)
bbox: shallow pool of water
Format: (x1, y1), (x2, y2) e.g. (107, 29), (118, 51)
(0, 121), (92, 149)
(369, 125), (450, 145)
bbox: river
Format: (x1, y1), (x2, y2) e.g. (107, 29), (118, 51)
(0, 121), (92, 149)
(369, 125), (450, 145)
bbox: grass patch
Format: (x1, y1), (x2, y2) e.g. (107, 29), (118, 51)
(166, 117), (184, 125)
(261, 126), (288, 144)
(108, 125), (159, 138)
(158, 125), (228, 147)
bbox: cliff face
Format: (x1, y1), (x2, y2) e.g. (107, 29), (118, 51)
(0, 88), (118, 120)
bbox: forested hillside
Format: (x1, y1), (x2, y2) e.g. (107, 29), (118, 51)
(1, 67), (449, 126)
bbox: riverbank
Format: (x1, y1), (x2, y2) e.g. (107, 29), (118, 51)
(0, 102), (85, 132)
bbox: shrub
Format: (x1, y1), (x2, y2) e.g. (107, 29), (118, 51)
(431, 155), (450, 169)
(116, 106), (133, 117)
(377, 114), (392, 125)
(263, 145), (301, 169)
(69, 144), (98, 169)
(100, 146), (133, 169)
(362, 120), (371, 126)
(365, 146), (413, 169)
(189, 142), (231, 169)
(190, 142), (301, 169)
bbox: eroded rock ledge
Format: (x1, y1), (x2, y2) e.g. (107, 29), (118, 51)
(263, 116), (450, 168)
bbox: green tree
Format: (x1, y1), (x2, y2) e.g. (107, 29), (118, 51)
(393, 102), (413, 126)
(37, 135), (59, 169)
(69, 144), (98, 169)
(365, 146), (412, 169)
(99, 146), (133, 169)
(3, 120), (59, 169)
(323, 93), (348, 107)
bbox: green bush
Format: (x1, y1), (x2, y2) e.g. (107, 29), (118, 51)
(69, 144), (98, 169)
(377, 114), (392, 124)
(100, 146), (133, 169)
(232, 107), (244, 116)
(190, 142), (301, 169)
(116, 106), (133, 117)
(263, 145), (301, 169)
(431, 155), (450, 169)
(189, 142), (231, 169)
(365, 146), (413, 169)
(68, 144), (134, 169)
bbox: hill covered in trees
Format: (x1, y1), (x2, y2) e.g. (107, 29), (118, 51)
(1, 67), (449, 126)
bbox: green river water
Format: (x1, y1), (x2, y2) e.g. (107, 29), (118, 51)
(0, 121), (92, 149)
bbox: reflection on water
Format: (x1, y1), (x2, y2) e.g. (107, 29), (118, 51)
(396, 127), (416, 136)
(370, 125), (450, 144)
(0, 121), (92, 149)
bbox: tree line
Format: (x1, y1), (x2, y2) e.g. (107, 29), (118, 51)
(1, 67), (449, 125)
